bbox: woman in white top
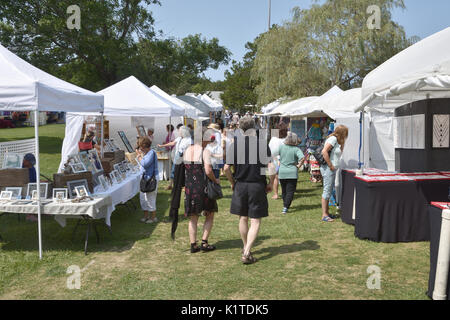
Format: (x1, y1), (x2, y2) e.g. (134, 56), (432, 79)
(268, 123), (288, 200)
(320, 125), (348, 222)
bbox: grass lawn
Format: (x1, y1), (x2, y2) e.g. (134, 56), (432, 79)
(0, 125), (431, 300)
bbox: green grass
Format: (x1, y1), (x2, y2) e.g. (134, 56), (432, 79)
(0, 125), (431, 299)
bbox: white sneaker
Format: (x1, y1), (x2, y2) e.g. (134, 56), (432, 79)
(140, 217), (148, 223)
(146, 217), (158, 224)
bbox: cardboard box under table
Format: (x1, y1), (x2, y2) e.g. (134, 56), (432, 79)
(354, 174), (450, 243)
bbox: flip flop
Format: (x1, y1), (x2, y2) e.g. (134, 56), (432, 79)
(322, 216), (334, 222)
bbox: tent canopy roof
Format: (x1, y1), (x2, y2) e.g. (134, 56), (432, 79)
(177, 95), (212, 117)
(315, 88), (362, 119)
(97, 76), (184, 117)
(266, 96), (319, 116)
(287, 85), (343, 118)
(0, 43), (103, 112)
(356, 27), (450, 112)
(149, 85), (199, 119)
(198, 94), (223, 112)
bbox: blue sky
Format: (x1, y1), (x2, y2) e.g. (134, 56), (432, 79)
(150, 0), (450, 81)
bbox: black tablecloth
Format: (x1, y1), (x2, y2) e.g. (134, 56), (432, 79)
(340, 170), (356, 225)
(427, 204), (450, 300)
(354, 179), (431, 242)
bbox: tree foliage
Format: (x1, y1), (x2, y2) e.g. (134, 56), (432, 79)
(0, 1), (230, 93)
(221, 41), (259, 112)
(252, 0), (418, 105)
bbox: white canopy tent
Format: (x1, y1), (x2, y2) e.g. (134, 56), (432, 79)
(284, 86), (343, 117)
(261, 98), (286, 114)
(0, 43), (104, 259)
(59, 76), (186, 173)
(198, 94), (223, 112)
(355, 27), (450, 113)
(265, 96), (319, 116)
(150, 85), (200, 119)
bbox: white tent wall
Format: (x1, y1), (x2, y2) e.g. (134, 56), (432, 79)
(367, 110), (396, 172)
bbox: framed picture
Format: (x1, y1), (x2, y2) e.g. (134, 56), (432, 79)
(67, 153), (82, 166)
(98, 175), (109, 191)
(2, 153), (24, 169)
(31, 190), (39, 201)
(70, 163), (87, 174)
(66, 179), (89, 199)
(118, 131), (134, 153)
(52, 188), (68, 202)
(136, 125), (147, 138)
(27, 183), (49, 199)
(110, 139), (120, 151)
(108, 172), (117, 185)
(5, 187), (22, 199)
(0, 191), (13, 201)
(88, 149), (103, 172)
(78, 151), (95, 173)
(112, 170), (122, 184)
(74, 185), (89, 198)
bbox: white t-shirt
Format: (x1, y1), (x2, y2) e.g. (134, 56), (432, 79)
(325, 136), (342, 168)
(269, 137), (285, 161)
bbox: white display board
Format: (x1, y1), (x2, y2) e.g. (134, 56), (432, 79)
(433, 114), (450, 148)
(393, 114), (425, 150)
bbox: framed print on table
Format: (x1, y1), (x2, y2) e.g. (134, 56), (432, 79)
(118, 131), (134, 153)
(26, 183), (49, 199)
(2, 153), (24, 169)
(79, 151), (94, 173)
(52, 188), (68, 202)
(66, 179), (89, 199)
(88, 149), (103, 172)
(0, 191), (13, 202)
(98, 175), (109, 191)
(5, 187), (22, 199)
(74, 185), (89, 198)
(70, 162), (87, 174)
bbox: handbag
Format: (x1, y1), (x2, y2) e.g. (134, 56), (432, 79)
(140, 150), (158, 193)
(207, 179), (223, 200)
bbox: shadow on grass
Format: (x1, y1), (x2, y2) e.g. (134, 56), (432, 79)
(289, 203), (322, 211)
(0, 193), (173, 255)
(213, 236), (271, 251)
(253, 240), (320, 261)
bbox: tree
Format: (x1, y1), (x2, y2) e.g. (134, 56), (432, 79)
(252, 0), (418, 105)
(221, 40), (259, 112)
(131, 34), (230, 95)
(0, 0), (160, 91)
(0, 1), (231, 93)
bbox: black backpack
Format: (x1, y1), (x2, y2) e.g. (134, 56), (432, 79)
(313, 142), (332, 166)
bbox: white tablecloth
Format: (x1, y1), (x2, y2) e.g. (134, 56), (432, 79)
(0, 172), (141, 228)
(0, 196), (112, 227)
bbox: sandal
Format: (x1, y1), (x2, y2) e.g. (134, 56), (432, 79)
(201, 240), (216, 252)
(190, 241), (201, 253)
(322, 216), (334, 222)
(241, 252), (257, 265)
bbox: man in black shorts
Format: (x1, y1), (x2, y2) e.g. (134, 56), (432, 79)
(224, 116), (275, 264)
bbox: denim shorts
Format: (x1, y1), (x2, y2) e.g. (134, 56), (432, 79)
(320, 165), (336, 200)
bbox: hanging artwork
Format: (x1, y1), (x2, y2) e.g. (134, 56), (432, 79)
(433, 115), (450, 148)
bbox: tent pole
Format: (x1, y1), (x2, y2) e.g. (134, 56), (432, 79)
(168, 116), (172, 182)
(34, 111), (43, 260)
(100, 112), (104, 158)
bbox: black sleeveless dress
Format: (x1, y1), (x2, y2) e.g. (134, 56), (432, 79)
(184, 157), (218, 216)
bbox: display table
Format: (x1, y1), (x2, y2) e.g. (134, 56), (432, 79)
(94, 171), (141, 223)
(340, 169), (356, 225)
(340, 168), (396, 225)
(0, 172), (142, 254)
(0, 196), (112, 254)
(354, 174), (450, 243)
(427, 202), (450, 300)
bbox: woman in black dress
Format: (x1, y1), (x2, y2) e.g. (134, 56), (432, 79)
(183, 128), (220, 253)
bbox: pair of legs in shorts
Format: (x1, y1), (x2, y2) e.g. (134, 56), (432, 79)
(230, 181), (268, 264)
